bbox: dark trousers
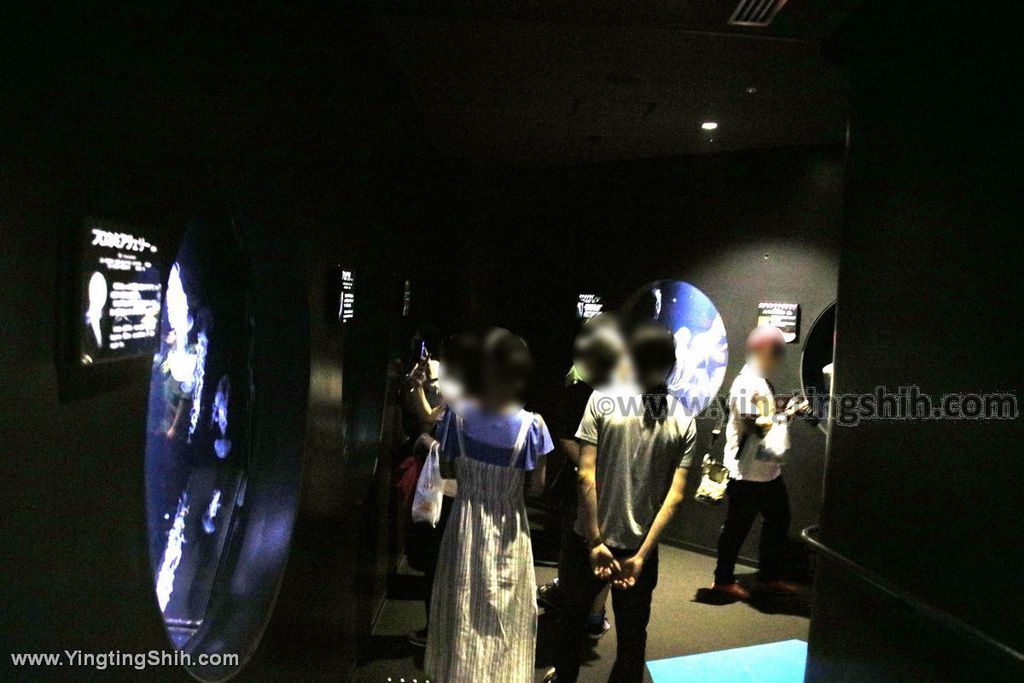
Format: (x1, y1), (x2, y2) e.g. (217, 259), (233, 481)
(714, 476), (791, 584)
(556, 463), (580, 566)
(554, 533), (659, 683)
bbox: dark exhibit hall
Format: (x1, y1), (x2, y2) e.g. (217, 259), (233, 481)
(1, 2), (1021, 683)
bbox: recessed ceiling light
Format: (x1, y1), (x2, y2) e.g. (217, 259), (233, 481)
(701, 121), (719, 131)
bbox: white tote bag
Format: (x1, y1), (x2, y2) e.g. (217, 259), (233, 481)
(411, 441), (444, 527)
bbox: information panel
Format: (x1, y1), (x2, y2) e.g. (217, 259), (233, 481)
(577, 293), (604, 320)
(757, 301), (800, 343)
(79, 220), (163, 364)
(339, 269), (355, 323)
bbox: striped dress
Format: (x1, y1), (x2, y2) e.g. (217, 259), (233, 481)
(425, 411), (545, 683)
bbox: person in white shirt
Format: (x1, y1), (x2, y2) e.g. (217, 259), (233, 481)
(712, 325), (799, 599)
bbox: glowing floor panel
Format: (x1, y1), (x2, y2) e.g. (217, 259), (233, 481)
(647, 639), (807, 683)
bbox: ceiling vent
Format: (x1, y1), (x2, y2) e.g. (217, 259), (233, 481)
(728, 0), (789, 27)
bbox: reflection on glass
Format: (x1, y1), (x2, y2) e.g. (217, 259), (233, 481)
(144, 224), (251, 649)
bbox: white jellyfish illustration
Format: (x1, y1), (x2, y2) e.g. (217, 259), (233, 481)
(86, 271), (108, 348)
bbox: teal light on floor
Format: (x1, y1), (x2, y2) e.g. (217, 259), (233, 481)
(647, 639), (807, 683)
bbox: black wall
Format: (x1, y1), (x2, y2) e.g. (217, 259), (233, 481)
(1, 7), (438, 681)
(1, 8), (848, 682)
(418, 146), (844, 567)
(805, 3), (1023, 681)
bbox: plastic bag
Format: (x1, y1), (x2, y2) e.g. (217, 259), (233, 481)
(695, 453), (730, 506)
(411, 441), (444, 527)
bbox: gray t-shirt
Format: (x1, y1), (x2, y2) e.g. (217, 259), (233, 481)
(574, 390), (697, 550)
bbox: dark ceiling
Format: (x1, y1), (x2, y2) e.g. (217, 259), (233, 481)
(377, 1), (855, 164)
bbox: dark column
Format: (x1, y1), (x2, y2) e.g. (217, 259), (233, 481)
(806, 2), (1023, 681)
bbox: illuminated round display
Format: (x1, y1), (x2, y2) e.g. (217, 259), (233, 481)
(143, 211), (307, 679)
(623, 280), (729, 415)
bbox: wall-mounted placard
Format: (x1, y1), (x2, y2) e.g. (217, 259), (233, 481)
(576, 293), (604, 319)
(79, 219), (163, 364)
(339, 268), (355, 323)
(757, 301), (800, 343)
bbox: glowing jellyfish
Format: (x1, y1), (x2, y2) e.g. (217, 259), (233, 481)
(625, 280), (729, 415)
(212, 374), (232, 459)
(165, 264), (198, 386)
(202, 490), (222, 535)
(156, 492), (189, 613)
(187, 331), (208, 437)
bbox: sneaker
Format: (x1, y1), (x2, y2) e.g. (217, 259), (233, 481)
(586, 617), (611, 640)
(759, 580), (799, 595)
(710, 582), (751, 600)
(542, 667), (559, 682)
(537, 580), (563, 609)
(407, 627), (428, 648)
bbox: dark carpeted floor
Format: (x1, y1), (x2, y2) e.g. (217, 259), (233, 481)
(353, 545), (811, 683)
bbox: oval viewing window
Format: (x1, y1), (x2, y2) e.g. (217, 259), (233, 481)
(801, 301), (837, 434)
(143, 212), (307, 679)
(623, 279), (729, 415)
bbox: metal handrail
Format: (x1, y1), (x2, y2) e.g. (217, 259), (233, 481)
(801, 524), (1024, 666)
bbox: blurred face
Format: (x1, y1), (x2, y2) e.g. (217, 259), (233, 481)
(479, 329), (531, 411)
(579, 345), (619, 387)
(628, 324), (676, 392)
(573, 318), (625, 389)
(637, 365), (672, 392)
(751, 345), (782, 374)
(631, 345), (673, 392)
(482, 374), (521, 408)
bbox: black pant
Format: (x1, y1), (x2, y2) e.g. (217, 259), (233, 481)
(714, 476), (791, 584)
(556, 462), (580, 566)
(554, 533), (659, 683)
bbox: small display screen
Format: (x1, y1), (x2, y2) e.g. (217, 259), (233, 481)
(79, 220), (163, 364)
(577, 293), (604, 319)
(339, 269), (355, 323)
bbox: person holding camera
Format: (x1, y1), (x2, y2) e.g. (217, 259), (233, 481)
(711, 325), (804, 600)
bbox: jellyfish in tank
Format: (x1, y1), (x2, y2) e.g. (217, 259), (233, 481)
(156, 492), (189, 613)
(668, 312), (729, 408)
(164, 264), (198, 388)
(624, 280), (729, 415)
(187, 330), (208, 437)
(202, 489), (222, 535)
(212, 374), (231, 459)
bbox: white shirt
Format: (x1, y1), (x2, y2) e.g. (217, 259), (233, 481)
(723, 364), (789, 482)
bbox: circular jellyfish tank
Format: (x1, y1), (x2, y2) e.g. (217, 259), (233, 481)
(801, 301), (837, 433)
(622, 279), (729, 415)
(143, 208), (309, 679)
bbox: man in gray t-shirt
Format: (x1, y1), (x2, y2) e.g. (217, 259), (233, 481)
(546, 321), (696, 683)
(573, 390), (696, 549)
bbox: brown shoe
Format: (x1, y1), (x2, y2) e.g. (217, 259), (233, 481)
(759, 580), (799, 595)
(711, 582), (750, 600)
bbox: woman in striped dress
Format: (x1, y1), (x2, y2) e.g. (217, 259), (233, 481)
(425, 333), (553, 683)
